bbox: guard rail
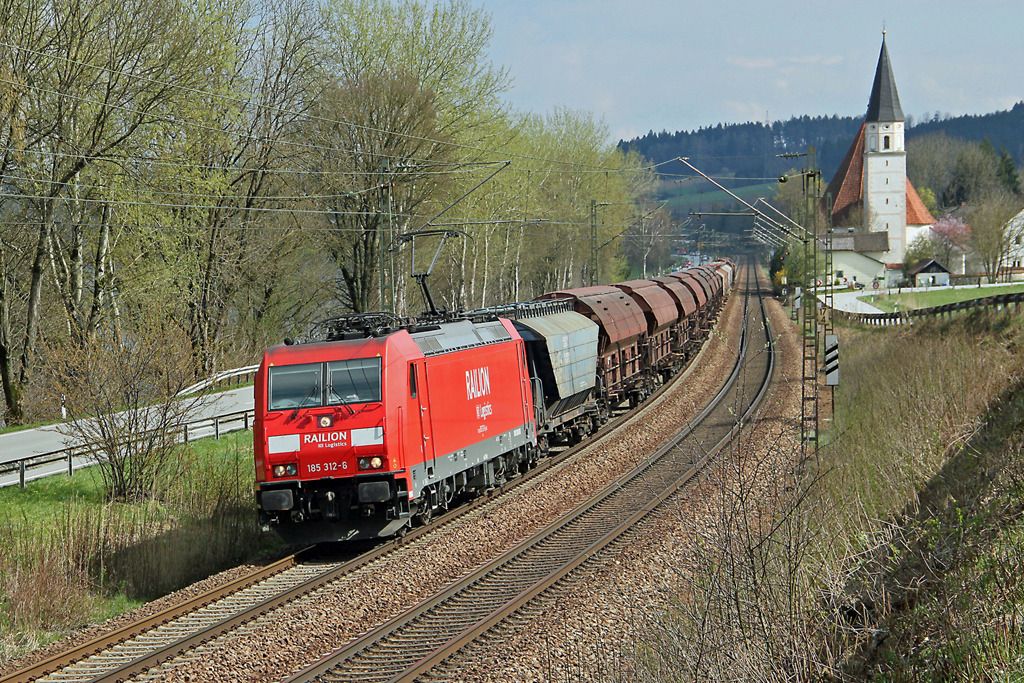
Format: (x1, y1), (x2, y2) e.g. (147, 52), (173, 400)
(0, 408), (255, 489)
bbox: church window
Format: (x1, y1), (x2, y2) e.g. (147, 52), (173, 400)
(886, 178), (889, 184)
(886, 198), (889, 204)
(884, 135), (891, 149)
(869, 136), (877, 151)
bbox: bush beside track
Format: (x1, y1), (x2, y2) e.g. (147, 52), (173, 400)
(0, 432), (276, 670)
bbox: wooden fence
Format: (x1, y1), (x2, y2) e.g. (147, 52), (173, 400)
(830, 291), (1024, 326)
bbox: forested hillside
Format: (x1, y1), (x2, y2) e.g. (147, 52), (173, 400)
(622, 102), (1024, 184)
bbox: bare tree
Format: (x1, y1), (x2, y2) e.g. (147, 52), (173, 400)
(624, 204), (674, 278)
(304, 71), (452, 313)
(45, 313), (207, 501)
(0, 0), (222, 422)
(969, 193), (1024, 282)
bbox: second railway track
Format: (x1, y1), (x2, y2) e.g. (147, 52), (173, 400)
(285, 259), (773, 683)
(3, 260), (768, 683)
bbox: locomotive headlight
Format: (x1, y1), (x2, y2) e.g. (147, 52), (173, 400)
(273, 463), (299, 478)
(358, 457), (384, 471)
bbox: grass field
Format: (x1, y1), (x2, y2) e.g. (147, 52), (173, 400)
(661, 181), (775, 214)
(859, 283), (1024, 312)
(0, 430), (274, 665)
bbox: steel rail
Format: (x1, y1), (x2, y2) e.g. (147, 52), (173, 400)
(4, 289), (731, 683)
(282, 260), (769, 683)
(0, 553), (301, 683)
(410, 259), (773, 683)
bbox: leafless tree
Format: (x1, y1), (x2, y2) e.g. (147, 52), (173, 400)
(969, 192), (1024, 282)
(45, 313), (207, 502)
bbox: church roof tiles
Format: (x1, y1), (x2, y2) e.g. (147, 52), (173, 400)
(906, 179), (936, 225)
(823, 123), (865, 226)
(822, 125), (935, 227)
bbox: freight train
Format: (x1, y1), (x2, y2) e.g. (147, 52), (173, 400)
(254, 261), (735, 543)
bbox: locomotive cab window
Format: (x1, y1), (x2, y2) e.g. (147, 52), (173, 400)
(327, 357), (382, 405)
(409, 363), (418, 398)
(268, 363), (322, 411)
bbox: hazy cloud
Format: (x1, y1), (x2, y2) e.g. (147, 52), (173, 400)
(727, 56), (777, 69)
(728, 55), (843, 69)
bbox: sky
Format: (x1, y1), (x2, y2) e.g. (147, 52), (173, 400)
(481, 0), (1024, 143)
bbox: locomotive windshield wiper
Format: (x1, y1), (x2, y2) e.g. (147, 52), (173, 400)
(290, 383), (320, 420)
(327, 378), (355, 414)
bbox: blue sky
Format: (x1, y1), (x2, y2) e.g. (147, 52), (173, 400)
(482, 0), (1024, 142)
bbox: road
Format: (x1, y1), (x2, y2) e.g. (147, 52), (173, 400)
(0, 386), (255, 488)
(823, 281), (1017, 314)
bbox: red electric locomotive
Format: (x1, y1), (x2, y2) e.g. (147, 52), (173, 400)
(254, 316), (536, 543)
(255, 262), (735, 544)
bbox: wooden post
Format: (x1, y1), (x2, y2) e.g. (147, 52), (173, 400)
(183, 424), (189, 443)
(214, 418), (220, 440)
(19, 460), (26, 488)
(68, 451), (74, 477)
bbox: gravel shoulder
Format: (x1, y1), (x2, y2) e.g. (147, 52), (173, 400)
(457, 290), (806, 682)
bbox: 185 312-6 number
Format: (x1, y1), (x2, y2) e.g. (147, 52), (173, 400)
(307, 461), (347, 474)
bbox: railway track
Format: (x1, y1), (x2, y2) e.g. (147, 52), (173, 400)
(283, 260), (773, 683)
(1, 269), (739, 683)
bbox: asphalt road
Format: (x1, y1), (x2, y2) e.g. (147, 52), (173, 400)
(0, 386), (255, 488)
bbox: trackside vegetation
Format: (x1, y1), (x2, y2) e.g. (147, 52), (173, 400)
(0, 0), (668, 429)
(860, 283), (1024, 312)
(0, 432), (271, 667)
(626, 310), (1024, 681)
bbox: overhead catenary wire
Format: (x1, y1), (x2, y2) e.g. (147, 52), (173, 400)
(0, 144), (508, 178)
(0, 170), (393, 201)
(0, 142), (670, 180)
(0, 216), (662, 234)
(0, 41), (669, 174)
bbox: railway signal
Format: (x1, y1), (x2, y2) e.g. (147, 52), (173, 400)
(824, 334), (839, 386)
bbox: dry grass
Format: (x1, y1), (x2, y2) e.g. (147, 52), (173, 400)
(0, 432), (270, 666)
(624, 309), (1024, 681)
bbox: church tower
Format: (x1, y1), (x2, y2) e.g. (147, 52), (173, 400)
(862, 34), (908, 260)
(821, 34), (935, 285)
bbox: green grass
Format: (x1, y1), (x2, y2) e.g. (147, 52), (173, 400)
(0, 469), (108, 526)
(0, 420), (59, 435)
(0, 429), (272, 667)
(823, 314), (1024, 680)
(661, 181), (775, 214)
(859, 283), (1024, 312)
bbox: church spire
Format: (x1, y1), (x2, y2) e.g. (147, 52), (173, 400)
(866, 34), (904, 122)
